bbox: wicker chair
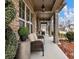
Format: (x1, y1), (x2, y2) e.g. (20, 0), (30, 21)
(28, 33), (44, 56)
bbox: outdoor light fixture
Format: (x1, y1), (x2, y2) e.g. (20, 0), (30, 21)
(41, 0), (45, 12)
(41, 4), (45, 12)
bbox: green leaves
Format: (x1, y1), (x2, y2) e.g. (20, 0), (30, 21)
(18, 27), (29, 37)
(5, 0), (17, 59)
(5, 7), (16, 24)
(5, 0), (16, 25)
(66, 32), (74, 42)
(5, 26), (18, 59)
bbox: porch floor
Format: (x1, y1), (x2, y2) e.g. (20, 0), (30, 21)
(31, 34), (68, 59)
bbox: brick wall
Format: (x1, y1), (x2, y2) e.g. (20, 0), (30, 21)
(9, 0), (19, 32)
(9, 0), (20, 40)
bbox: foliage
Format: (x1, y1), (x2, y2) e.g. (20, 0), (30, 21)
(5, 0), (16, 25)
(18, 26), (29, 38)
(66, 31), (74, 42)
(5, 0), (13, 7)
(5, 0), (17, 59)
(5, 26), (18, 59)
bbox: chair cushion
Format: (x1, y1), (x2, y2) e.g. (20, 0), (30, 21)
(33, 33), (43, 42)
(28, 34), (36, 42)
(33, 33), (38, 40)
(28, 33), (43, 42)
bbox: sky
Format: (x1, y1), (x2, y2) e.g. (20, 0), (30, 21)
(59, 0), (74, 26)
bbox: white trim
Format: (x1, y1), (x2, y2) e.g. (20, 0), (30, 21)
(19, 17), (32, 24)
(25, 5), (27, 27)
(40, 20), (48, 23)
(29, 11), (32, 33)
(19, 18), (25, 22)
(26, 21), (32, 25)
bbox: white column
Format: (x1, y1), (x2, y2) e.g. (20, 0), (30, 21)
(51, 17), (53, 32)
(53, 14), (55, 43)
(25, 6), (27, 27)
(54, 11), (59, 44)
(50, 17), (53, 36)
(35, 16), (37, 33)
(32, 14), (37, 33)
(29, 11), (31, 33)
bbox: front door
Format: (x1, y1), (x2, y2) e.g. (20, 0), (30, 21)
(41, 22), (48, 35)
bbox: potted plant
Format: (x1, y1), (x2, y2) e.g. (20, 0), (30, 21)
(18, 27), (29, 41)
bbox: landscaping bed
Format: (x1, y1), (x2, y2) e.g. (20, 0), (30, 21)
(58, 40), (74, 59)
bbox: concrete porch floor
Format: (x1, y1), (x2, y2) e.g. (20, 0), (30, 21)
(31, 34), (68, 59)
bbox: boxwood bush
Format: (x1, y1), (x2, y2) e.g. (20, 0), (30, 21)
(66, 31), (74, 42)
(5, 0), (17, 59)
(5, 7), (16, 25)
(5, 0), (16, 25)
(5, 26), (18, 59)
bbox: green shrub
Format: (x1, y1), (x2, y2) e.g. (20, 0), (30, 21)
(5, 0), (16, 25)
(5, 0), (13, 7)
(66, 31), (74, 42)
(5, 0), (17, 59)
(18, 27), (29, 40)
(5, 7), (16, 24)
(5, 26), (18, 59)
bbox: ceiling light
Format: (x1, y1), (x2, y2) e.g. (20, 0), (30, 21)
(41, 4), (45, 12)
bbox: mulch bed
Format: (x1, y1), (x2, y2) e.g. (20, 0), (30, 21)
(58, 40), (74, 59)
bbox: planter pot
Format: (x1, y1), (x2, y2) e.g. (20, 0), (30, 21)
(15, 40), (30, 59)
(20, 36), (28, 41)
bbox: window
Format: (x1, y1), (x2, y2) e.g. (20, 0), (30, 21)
(19, 0), (33, 33)
(26, 8), (30, 30)
(19, 0), (25, 27)
(19, 20), (25, 27)
(19, 0), (25, 19)
(26, 7), (29, 21)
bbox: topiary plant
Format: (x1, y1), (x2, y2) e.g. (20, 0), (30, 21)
(5, 0), (16, 25)
(5, 7), (16, 25)
(66, 31), (74, 42)
(5, 0), (17, 59)
(18, 27), (29, 41)
(5, 26), (18, 59)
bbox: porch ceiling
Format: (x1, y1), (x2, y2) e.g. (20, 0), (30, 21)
(28, 0), (65, 19)
(31, 0), (56, 11)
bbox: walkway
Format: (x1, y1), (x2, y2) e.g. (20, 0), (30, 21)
(31, 34), (68, 59)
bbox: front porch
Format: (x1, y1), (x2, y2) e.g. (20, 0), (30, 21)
(31, 34), (68, 59)
(15, 34), (68, 59)
(6, 0), (68, 59)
